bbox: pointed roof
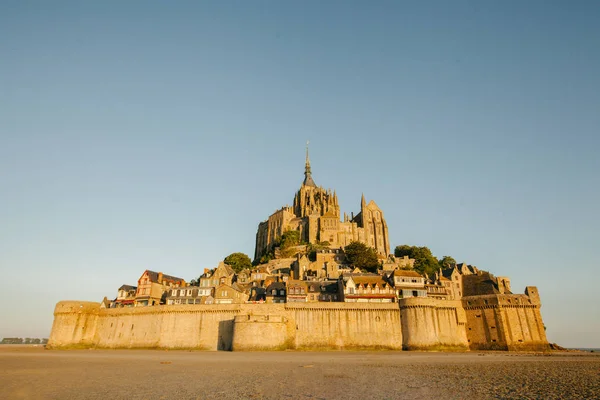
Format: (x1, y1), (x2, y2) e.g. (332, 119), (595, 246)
(303, 141), (317, 187)
(142, 270), (185, 284)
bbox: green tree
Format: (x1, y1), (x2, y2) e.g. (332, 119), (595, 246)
(394, 245), (439, 276)
(439, 256), (457, 269)
(344, 241), (380, 273)
(279, 230), (302, 257)
(280, 230), (300, 248)
(224, 252), (253, 273)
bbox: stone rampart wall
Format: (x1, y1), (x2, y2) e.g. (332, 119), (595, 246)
(286, 303), (403, 350)
(462, 294), (549, 351)
(48, 297), (547, 351)
(399, 298), (469, 350)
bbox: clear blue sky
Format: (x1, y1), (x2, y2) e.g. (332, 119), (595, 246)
(1, 1), (598, 347)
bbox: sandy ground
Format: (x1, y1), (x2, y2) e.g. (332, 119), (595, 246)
(0, 346), (599, 400)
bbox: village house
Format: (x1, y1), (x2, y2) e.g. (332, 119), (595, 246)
(286, 280), (342, 302)
(166, 286), (214, 305)
(308, 281), (342, 302)
(247, 286), (267, 303)
(388, 269), (427, 299)
(305, 281), (322, 302)
(196, 286), (214, 298)
(199, 262), (236, 289)
(265, 281), (286, 303)
(100, 297), (111, 309)
(424, 282), (450, 299)
(423, 270), (453, 300)
(291, 250), (349, 281)
(342, 274), (396, 303)
(319, 281), (342, 302)
(286, 280), (308, 302)
(214, 283), (249, 304)
(134, 270), (185, 306)
(113, 284), (137, 307)
(250, 264), (272, 284)
(237, 269), (251, 284)
(270, 266), (291, 282)
(440, 263), (479, 299)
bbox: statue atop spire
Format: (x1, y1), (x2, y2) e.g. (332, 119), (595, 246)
(303, 141), (317, 187)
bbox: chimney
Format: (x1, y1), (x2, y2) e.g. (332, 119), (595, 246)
(204, 268), (210, 275)
(158, 272), (163, 283)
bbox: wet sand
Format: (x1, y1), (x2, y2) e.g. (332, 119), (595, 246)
(1, 346), (598, 400)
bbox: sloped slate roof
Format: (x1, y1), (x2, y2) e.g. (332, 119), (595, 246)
(266, 281), (286, 291)
(145, 270), (185, 283)
(393, 270), (423, 278)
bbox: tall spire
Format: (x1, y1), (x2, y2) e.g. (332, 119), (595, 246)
(303, 141), (316, 187)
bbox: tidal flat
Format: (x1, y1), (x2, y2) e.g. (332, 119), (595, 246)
(1, 346), (598, 400)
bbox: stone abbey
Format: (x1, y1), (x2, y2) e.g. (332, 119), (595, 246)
(48, 147), (550, 352)
(255, 146), (390, 261)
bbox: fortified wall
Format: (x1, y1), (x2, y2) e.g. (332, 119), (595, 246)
(49, 287), (549, 351)
(462, 287), (548, 351)
(48, 302), (405, 351)
(399, 298), (468, 350)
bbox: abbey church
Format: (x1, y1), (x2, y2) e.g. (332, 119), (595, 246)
(254, 147), (390, 261)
